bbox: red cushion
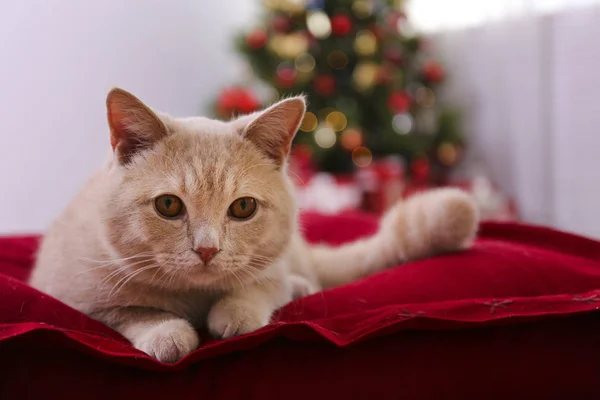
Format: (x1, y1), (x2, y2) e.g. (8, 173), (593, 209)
(1, 212), (600, 398)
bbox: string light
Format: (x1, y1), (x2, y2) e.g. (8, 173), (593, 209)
(327, 50), (348, 69)
(300, 112), (318, 132)
(306, 11), (332, 39)
(314, 126), (337, 148)
(354, 30), (378, 57)
(392, 113), (413, 134)
(352, 146), (373, 168)
(325, 111), (347, 132)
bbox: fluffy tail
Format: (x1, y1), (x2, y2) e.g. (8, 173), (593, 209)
(309, 188), (479, 289)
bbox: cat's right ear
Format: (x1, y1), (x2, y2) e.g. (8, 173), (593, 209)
(106, 88), (168, 164)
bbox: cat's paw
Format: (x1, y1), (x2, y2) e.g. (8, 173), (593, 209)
(132, 319), (199, 363)
(290, 274), (317, 299)
(382, 187), (479, 260)
(207, 299), (270, 339)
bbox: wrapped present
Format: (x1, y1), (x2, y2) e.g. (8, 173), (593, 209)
(356, 156), (406, 213)
(295, 173), (362, 214)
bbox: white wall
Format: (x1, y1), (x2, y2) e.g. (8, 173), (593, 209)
(434, 6), (600, 238)
(0, 0), (256, 233)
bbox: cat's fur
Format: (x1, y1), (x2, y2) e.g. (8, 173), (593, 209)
(29, 88), (479, 363)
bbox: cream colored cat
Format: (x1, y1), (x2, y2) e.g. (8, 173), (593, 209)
(29, 88), (478, 363)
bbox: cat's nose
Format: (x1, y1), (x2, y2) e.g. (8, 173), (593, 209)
(194, 246), (219, 263)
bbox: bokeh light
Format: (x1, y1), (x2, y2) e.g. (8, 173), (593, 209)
(318, 107), (336, 120)
(325, 111), (348, 131)
(437, 142), (459, 165)
(352, 0), (373, 18)
(269, 33), (308, 59)
(306, 11), (332, 39)
(314, 126), (337, 148)
(300, 112), (318, 132)
(353, 62), (379, 91)
(327, 50), (349, 69)
(354, 30), (378, 56)
(341, 129), (362, 150)
(392, 113), (413, 134)
(352, 146), (373, 168)
(295, 53), (316, 73)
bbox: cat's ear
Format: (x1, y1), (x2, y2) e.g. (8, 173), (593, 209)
(106, 88), (168, 164)
(241, 96), (306, 165)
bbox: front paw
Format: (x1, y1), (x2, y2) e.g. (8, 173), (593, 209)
(132, 319), (199, 363)
(207, 299), (270, 339)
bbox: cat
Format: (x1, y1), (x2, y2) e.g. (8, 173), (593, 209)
(29, 88), (479, 363)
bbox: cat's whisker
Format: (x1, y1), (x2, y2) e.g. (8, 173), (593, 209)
(76, 255), (155, 276)
(97, 258), (155, 289)
(108, 264), (160, 299)
(78, 252), (154, 265)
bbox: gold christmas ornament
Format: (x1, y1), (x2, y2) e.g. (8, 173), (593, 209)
(352, 146), (373, 168)
(327, 50), (348, 69)
(314, 126), (337, 148)
(415, 87), (436, 108)
(352, 62), (379, 92)
(295, 53), (316, 73)
(354, 30), (377, 57)
(268, 33), (309, 59)
(325, 111), (348, 132)
(437, 143), (460, 166)
(300, 112), (318, 132)
(306, 11), (332, 39)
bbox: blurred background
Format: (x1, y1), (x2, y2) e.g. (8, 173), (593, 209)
(1, 0), (599, 238)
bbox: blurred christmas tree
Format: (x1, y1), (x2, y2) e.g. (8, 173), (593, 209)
(212, 0), (464, 181)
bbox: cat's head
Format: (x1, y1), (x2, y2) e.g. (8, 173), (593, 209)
(101, 88), (305, 289)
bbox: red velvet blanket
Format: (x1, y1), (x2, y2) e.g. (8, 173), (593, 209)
(1, 212), (600, 399)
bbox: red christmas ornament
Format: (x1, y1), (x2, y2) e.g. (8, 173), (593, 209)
(314, 74), (336, 96)
(237, 90), (261, 114)
(276, 68), (296, 88)
(422, 61), (445, 82)
(387, 92), (411, 113)
(331, 14), (353, 36)
(271, 15), (291, 33)
(245, 29), (268, 49)
(411, 157), (430, 181)
(217, 88), (260, 118)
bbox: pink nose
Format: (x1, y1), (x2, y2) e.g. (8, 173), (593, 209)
(194, 246), (219, 263)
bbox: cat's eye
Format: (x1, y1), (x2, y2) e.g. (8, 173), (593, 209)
(154, 194), (184, 218)
(228, 197), (257, 220)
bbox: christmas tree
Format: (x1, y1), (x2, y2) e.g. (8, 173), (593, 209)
(213, 0), (464, 181)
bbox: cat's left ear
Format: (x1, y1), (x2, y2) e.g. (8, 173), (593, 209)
(106, 88), (168, 164)
(241, 96), (306, 165)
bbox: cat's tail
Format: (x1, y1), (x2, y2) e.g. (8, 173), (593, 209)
(309, 188), (479, 289)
